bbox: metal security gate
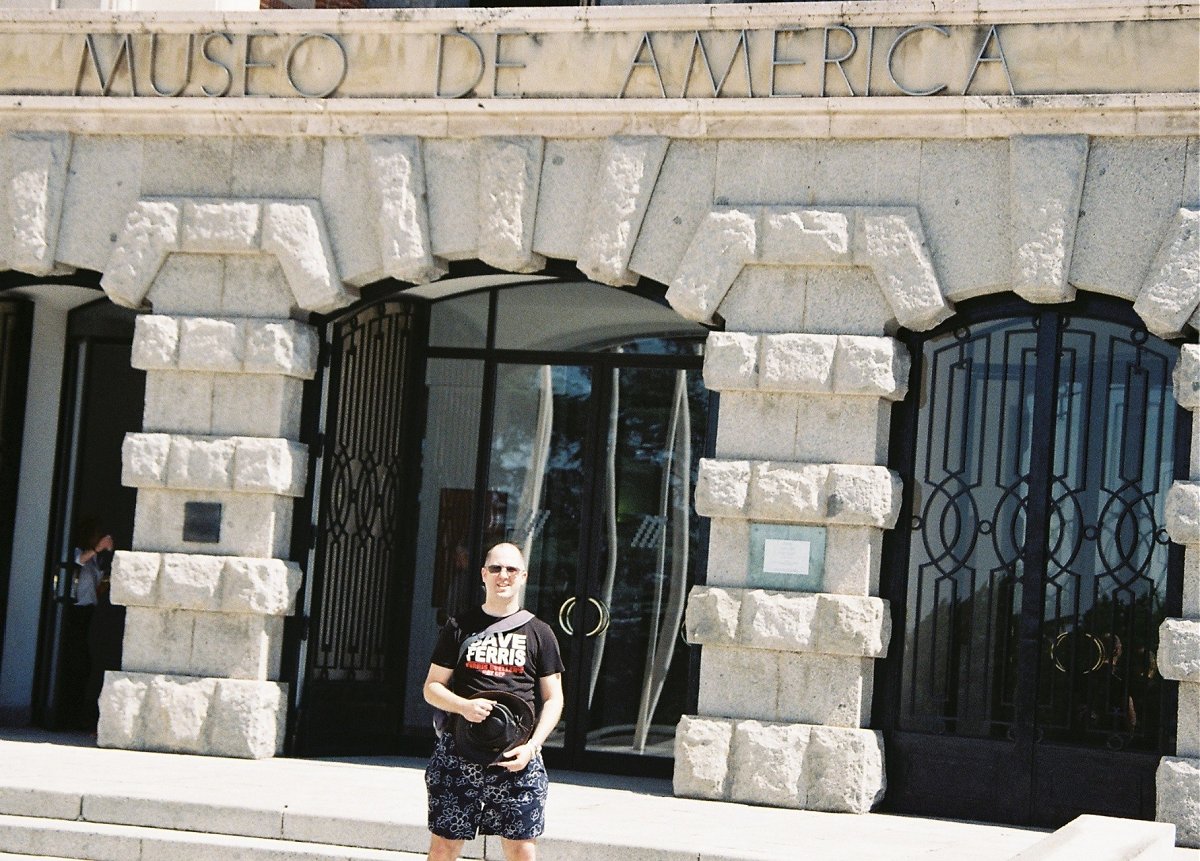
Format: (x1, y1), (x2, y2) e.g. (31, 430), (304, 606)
(878, 295), (1188, 826)
(296, 298), (428, 754)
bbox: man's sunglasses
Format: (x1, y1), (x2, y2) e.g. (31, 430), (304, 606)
(485, 564), (523, 575)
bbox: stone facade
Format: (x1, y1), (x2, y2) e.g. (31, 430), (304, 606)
(0, 0), (1194, 846)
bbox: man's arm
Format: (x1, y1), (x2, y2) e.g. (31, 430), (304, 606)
(497, 672), (563, 772)
(423, 664), (494, 724)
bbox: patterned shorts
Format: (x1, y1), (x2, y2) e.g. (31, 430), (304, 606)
(425, 731), (549, 841)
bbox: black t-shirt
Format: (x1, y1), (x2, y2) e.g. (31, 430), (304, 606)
(431, 607), (565, 713)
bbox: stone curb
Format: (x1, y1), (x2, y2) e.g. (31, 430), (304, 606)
(122, 433), (308, 497)
(111, 551), (302, 616)
(132, 315), (319, 380)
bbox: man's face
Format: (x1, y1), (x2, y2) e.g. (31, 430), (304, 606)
(481, 545), (527, 599)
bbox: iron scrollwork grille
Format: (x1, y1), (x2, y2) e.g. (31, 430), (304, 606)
(898, 312), (1181, 753)
(311, 300), (420, 683)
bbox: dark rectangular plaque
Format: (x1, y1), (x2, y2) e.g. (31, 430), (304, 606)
(182, 501), (222, 544)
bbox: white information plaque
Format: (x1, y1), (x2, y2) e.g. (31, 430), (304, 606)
(748, 524), (826, 591)
(762, 538), (811, 577)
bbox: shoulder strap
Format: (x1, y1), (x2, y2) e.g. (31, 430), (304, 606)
(457, 610), (535, 664)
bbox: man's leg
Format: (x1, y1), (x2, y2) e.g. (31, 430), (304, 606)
(499, 837), (536, 861)
(428, 834), (464, 861)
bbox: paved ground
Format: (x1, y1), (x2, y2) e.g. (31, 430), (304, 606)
(0, 728), (1190, 860)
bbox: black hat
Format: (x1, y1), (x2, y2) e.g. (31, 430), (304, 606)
(454, 691), (535, 766)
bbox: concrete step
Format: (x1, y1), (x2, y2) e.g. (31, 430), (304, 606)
(0, 814), (431, 861)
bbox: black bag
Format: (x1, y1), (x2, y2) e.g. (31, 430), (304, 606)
(432, 610), (535, 737)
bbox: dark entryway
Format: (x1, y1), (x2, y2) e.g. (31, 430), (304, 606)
(876, 293), (1189, 826)
(293, 278), (714, 776)
(0, 297), (34, 675)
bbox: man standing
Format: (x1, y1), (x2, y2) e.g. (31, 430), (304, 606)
(422, 542), (565, 861)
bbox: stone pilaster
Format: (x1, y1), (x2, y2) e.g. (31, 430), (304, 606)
(673, 325), (908, 813)
(95, 197), (351, 759)
(1158, 343), (1200, 847)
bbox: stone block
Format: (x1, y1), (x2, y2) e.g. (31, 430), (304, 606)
(630, 141), (717, 288)
(667, 209), (757, 323)
(211, 374), (302, 438)
(853, 208), (952, 332)
(1159, 618), (1200, 682)
(737, 589), (817, 653)
(425, 139), (480, 261)
(749, 462), (826, 523)
(705, 518), (750, 588)
(1179, 682), (1199, 758)
(803, 726), (885, 814)
(130, 315), (180, 370)
(1186, 546), (1199, 620)
(576, 136), (668, 286)
(96, 671), (149, 749)
(320, 138), (384, 287)
(1134, 208), (1200, 338)
(165, 435), (236, 491)
(694, 458), (751, 518)
(159, 553), (224, 610)
(133, 489), (292, 558)
(110, 550), (161, 606)
(1176, 344), (1200, 411)
(814, 594), (890, 658)
(232, 438), (307, 496)
(778, 654), (872, 728)
(121, 607), (193, 675)
(242, 320), (319, 379)
(1009, 135), (1088, 304)
(530, 139), (602, 263)
(365, 137), (446, 284)
(759, 334), (837, 393)
(1167, 482), (1200, 546)
(102, 200), (181, 309)
(718, 265), (808, 335)
(142, 674), (217, 754)
(56, 135), (143, 273)
(802, 266), (894, 337)
(146, 252), (223, 317)
(823, 526), (882, 597)
(7, 132), (70, 275)
(261, 200), (351, 315)
(792, 396), (890, 466)
(180, 200), (261, 253)
(1157, 756), (1200, 849)
(208, 679), (287, 758)
(121, 432), (171, 487)
(697, 646), (779, 720)
(833, 336), (910, 400)
(141, 138), (233, 197)
(824, 465), (902, 528)
(188, 317), (250, 373)
(684, 586), (741, 646)
(222, 254), (293, 319)
(729, 720), (810, 808)
(760, 209), (851, 266)
(715, 391), (800, 461)
(220, 558), (302, 616)
(232, 137), (323, 199)
(703, 331), (758, 392)
(672, 715), (734, 801)
(190, 613), (283, 680)
(143, 371), (213, 434)
(478, 137), (545, 274)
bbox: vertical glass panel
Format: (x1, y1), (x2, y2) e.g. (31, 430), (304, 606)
(583, 364), (708, 757)
(485, 363), (593, 752)
(900, 319), (1034, 738)
(1036, 321), (1177, 751)
(403, 358), (485, 731)
(428, 290), (489, 349)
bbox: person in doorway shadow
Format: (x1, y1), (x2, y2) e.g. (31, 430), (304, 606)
(422, 542), (565, 861)
(66, 517), (113, 730)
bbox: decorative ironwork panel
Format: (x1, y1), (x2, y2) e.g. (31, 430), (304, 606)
(311, 300), (419, 683)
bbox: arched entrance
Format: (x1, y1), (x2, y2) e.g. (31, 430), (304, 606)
(293, 276), (714, 775)
(877, 293), (1190, 825)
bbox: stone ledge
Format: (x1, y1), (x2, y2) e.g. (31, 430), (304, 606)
(1008, 814), (1175, 860)
(1134, 208), (1200, 339)
(1176, 344), (1200, 412)
(1166, 482), (1200, 546)
(685, 586), (890, 659)
(704, 332), (910, 400)
(695, 459), (902, 529)
(666, 205), (951, 332)
(1157, 756), (1200, 849)
(123, 433), (308, 497)
(97, 671), (286, 759)
(132, 315), (319, 380)
(111, 551), (302, 616)
(1159, 618), (1200, 682)
(673, 715), (885, 814)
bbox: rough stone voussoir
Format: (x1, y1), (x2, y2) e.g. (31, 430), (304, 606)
(667, 209), (757, 323)
(695, 458), (752, 517)
(180, 200), (262, 253)
(1159, 618), (1200, 683)
(760, 208), (852, 266)
(759, 334), (838, 394)
(853, 207), (952, 332)
(1157, 756), (1200, 849)
(824, 465), (903, 528)
(102, 200), (181, 309)
(685, 585), (742, 645)
(832, 336), (910, 400)
(673, 715), (735, 801)
(1166, 482), (1200, 546)
(7, 131), (71, 275)
(365, 136), (448, 285)
(1134, 208), (1200, 338)
(1175, 344), (1200, 411)
(261, 200), (354, 315)
(477, 137), (546, 274)
(703, 331), (759, 392)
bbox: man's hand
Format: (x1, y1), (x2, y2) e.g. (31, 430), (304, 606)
(495, 741), (537, 772)
(459, 697), (495, 724)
